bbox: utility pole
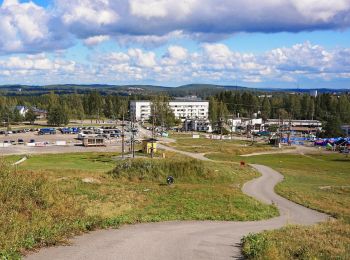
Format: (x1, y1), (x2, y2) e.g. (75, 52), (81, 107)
(220, 117), (223, 140)
(287, 116), (292, 146)
(121, 114), (126, 159)
(151, 114), (155, 159)
(230, 114), (234, 140)
(131, 117), (137, 158)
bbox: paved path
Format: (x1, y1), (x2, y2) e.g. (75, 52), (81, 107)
(158, 143), (212, 161)
(26, 163), (328, 260)
(241, 145), (325, 157)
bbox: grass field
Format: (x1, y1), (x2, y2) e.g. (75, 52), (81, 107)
(0, 152), (278, 258)
(241, 153), (350, 259)
(166, 136), (273, 156)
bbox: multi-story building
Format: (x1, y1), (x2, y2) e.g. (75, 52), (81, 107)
(130, 100), (209, 122)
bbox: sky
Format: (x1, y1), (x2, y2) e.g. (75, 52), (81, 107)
(0, 0), (350, 88)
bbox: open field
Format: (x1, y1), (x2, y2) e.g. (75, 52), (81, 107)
(165, 136), (274, 155)
(241, 153), (350, 259)
(0, 152), (278, 258)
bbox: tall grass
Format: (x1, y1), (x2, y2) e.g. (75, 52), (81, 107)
(242, 221), (350, 260)
(0, 160), (92, 258)
(110, 158), (210, 182)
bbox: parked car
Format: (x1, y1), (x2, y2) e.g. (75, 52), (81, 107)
(17, 139), (24, 144)
(29, 139), (35, 143)
(10, 140), (16, 145)
(38, 128), (56, 135)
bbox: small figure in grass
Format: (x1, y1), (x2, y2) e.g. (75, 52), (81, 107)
(167, 176), (174, 185)
(240, 161), (246, 167)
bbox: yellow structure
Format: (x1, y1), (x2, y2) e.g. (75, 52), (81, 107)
(142, 138), (157, 154)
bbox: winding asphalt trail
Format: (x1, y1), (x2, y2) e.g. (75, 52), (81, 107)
(26, 160), (328, 260)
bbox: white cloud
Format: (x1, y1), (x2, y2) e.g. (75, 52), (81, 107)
(84, 35), (110, 46)
(128, 48), (157, 68)
(59, 0), (118, 27)
(129, 0), (197, 19)
(1, 0), (350, 55)
(1, 42), (350, 85)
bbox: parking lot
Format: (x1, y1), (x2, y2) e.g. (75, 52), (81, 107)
(0, 125), (143, 156)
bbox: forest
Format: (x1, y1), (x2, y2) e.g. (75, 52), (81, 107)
(0, 89), (349, 136)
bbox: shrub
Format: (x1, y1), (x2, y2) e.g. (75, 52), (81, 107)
(242, 233), (270, 259)
(109, 158), (210, 182)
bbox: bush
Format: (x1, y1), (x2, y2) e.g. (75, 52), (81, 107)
(109, 158), (210, 182)
(242, 233), (270, 259)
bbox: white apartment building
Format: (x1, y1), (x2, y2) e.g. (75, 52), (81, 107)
(130, 100), (209, 122)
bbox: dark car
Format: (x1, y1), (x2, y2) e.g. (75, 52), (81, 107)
(29, 139), (35, 143)
(17, 139), (24, 144)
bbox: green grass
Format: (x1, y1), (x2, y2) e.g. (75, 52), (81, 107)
(0, 160), (94, 259)
(19, 153), (116, 173)
(0, 152), (278, 258)
(241, 153), (350, 260)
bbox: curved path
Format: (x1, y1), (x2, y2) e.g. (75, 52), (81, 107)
(26, 163), (328, 260)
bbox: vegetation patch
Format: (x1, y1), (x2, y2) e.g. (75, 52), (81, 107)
(109, 158), (209, 182)
(166, 137), (272, 155)
(242, 221), (350, 260)
(241, 153), (350, 260)
(0, 160), (96, 259)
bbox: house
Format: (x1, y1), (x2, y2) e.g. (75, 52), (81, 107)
(14, 106), (28, 116)
(182, 119), (212, 132)
(14, 106), (47, 119)
(32, 108), (48, 119)
(227, 118), (263, 132)
(264, 119), (322, 135)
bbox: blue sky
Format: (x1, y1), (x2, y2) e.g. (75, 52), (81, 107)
(0, 0), (350, 88)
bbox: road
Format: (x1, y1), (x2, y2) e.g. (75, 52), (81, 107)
(26, 163), (328, 260)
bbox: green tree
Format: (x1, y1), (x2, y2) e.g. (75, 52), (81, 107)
(337, 95), (350, 123)
(150, 96), (178, 128)
(25, 108), (37, 124)
(261, 97), (271, 120)
(324, 116), (344, 137)
(47, 105), (69, 126)
(209, 96), (218, 126)
(12, 109), (23, 123)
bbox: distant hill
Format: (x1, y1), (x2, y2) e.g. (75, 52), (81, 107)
(0, 84), (348, 97)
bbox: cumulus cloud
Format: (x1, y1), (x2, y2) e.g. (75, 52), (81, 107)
(53, 0), (350, 42)
(0, 0), (71, 54)
(2, 42), (348, 85)
(1, 0), (350, 54)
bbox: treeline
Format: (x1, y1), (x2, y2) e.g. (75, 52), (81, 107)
(210, 91), (350, 136)
(0, 91), (131, 126)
